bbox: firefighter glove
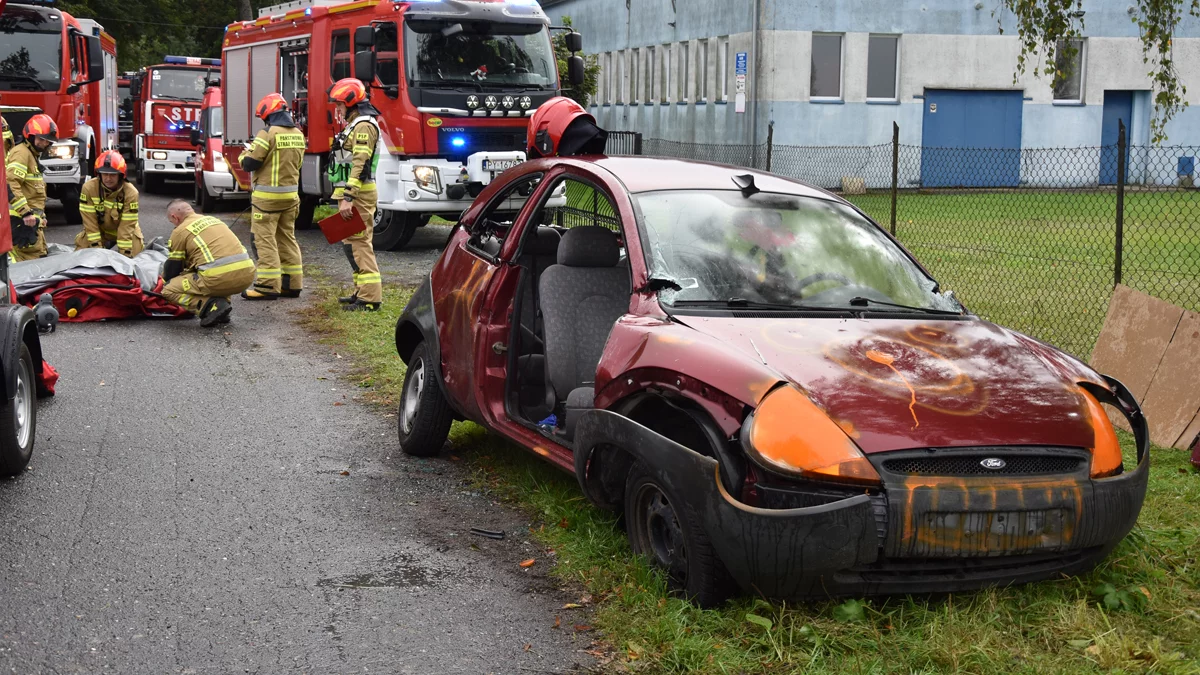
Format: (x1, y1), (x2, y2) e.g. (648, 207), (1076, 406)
(13, 221), (39, 248)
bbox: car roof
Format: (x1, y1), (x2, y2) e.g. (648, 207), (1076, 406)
(568, 155), (843, 202)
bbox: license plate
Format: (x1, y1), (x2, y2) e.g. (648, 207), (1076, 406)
(482, 159), (520, 172)
(912, 509), (1071, 557)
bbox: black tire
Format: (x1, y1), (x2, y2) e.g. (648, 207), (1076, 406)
(624, 461), (732, 608)
(374, 210), (425, 251)
(60, 183), (83, 226)
(0, 344), (37, 477)
(135, 160), (145, 188)
(196, 174), (218, 213)
(295, 196), (318, 231)
(397, 341), (453, 457)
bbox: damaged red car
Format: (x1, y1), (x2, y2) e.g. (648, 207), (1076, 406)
(394, 156), (1149, 606)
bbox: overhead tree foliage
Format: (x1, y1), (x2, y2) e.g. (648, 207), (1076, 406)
(999, 0), (1200, 143)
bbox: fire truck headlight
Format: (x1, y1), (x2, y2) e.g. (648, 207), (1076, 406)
(152, 151), (169, 160)
(413, 166), (441, 194)
(49, 142), (77, 160)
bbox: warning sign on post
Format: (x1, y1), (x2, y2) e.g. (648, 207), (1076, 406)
(735, 51), (748, 113)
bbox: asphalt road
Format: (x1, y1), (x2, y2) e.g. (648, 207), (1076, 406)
(0, 185), (593, 673)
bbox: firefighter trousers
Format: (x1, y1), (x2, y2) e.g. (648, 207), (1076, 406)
(342, 191), (382, 303)
(163, 267), (257, 315)
(249, 201), (303, 294)
(11, 229), (47, 262)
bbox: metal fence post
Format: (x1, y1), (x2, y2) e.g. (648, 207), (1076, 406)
(1115, 119), (1126, 287)
(633, 132), (643, 156)
(765, 122), (774, 172)
(890, 122), (900, 236)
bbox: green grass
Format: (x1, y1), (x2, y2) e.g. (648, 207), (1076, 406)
(844, 190), (1200, 357)
(302, 280), (1200, 675)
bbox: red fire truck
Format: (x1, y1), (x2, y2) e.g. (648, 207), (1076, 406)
(128, 56), (219, 192)
(0, 2), (118, 225)
(190, 83), (248, 211)
(220, 0), (585, 250)
(117, 72), (135, 159)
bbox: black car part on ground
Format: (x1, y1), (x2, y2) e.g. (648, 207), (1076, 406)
(572, 375), (1150, 599)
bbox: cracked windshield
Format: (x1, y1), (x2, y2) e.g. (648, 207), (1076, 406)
(405, 19), (555, 88)
(636, 190), (963, 312)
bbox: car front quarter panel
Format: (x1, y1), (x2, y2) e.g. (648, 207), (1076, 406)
(395, 276), (461, 418)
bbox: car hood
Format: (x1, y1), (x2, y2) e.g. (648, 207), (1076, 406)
(670, 315), (1106, 454)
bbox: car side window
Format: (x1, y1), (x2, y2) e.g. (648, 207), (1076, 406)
(466, 173), (545, 261)
(533, 176), (626, 262)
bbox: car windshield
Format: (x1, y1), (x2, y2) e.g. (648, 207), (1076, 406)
(636, 189), (963, 312)
(0, 18), (61, 91)
(149, 68), (207, 101)
(404, 19), (555, 88)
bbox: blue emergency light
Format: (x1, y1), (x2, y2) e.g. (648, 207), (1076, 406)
(164, 56), (222, 67)
(451, 136), (466, 148)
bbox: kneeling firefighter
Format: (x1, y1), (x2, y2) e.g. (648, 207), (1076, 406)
(240, 93), (305, 301)
(327, 78), (382, 312)
(526, 97), (608, 159)
(75, 150), (145, 257)
(161, 200), (256, 327)
(7, 114), (58, 262)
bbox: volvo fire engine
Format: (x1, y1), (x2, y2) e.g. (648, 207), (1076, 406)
(129, 56), (219, 192)
(221, 0), (585, 250)
(1, 2), (118, 225)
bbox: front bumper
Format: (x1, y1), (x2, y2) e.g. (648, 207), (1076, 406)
(573, 377), (1150, 599)
(142, 149), (195, 176)
(42, 157), (82, 184)
(376, 153), (566, 215)
(203, 169), (246, 198)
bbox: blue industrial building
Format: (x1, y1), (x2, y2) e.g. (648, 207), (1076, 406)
(542, 0), (1200, 186)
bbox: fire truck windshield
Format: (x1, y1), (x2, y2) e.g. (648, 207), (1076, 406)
(149, 68), (208, 101)
(0, 15), (62, 92)
(404, 19), (555, 88)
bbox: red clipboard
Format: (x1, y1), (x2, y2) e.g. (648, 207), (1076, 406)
(317, 207), (367, 244)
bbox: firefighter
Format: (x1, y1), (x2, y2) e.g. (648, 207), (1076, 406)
(7, 114), (57, 262)
(526, 96), (608, 159)
(75, 150), (144, 257)
(1, 115), (12, 153)
(328, 78), (382, 311)
(161, 199), (256, 327)
(239, 93), (305, 300)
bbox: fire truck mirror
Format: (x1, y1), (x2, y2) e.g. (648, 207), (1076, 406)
(67, 83), (82, 95)
(567, 55), (585, 87)
(565, 31), (583, 54)
(354, 25), (375, 51)
(85, 36), (105, 84)
(354, 51), (377, 84)
(189, 128), (203, 147)
(130, 78), (142, 100)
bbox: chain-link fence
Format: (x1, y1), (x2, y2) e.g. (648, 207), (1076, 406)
(611, 125), (1200, 358)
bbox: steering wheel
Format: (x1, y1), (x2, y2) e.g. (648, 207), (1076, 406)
(795, 272), (854, 295)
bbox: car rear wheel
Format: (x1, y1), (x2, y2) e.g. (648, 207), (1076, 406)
(374, 211), (427, 251)
(625, 461), (731, 608)
(0, 344), (37, 477)
(397, 341), (453, 457)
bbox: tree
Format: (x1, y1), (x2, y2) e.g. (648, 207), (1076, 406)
(1000, 0), (1200, 143)
(552, 16), (600, 108)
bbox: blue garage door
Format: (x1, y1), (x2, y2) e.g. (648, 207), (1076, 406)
(1099, 91), (1133, 185)
(921, 90), (1023, 187)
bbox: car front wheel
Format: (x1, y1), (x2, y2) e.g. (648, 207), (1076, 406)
(0, 344), (37, 477)
(397, 341), (453, 457)
(625, 461), (731, 607)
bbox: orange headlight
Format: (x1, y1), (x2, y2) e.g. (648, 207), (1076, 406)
(1079, 386), (1123, 478)
(744, 385), (881, 486)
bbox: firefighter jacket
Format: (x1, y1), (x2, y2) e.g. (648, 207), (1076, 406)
(330, 107), (379, 202)
(1, 115), (11, 153)
(6, 140), (46, 218)
(164, 214), (254, 282)
(80, 178), (143, 254)
(240, 115), (305, 211)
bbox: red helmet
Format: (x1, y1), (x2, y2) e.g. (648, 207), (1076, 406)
(327, 78), (367, 108)
(526, 96), (607, 158)
(23, 114), (59, 143)
(95, 150), (127, 178)
(255, 93), (288, 120)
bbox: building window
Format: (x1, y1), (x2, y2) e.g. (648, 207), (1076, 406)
(810, 33), (843, 100)
(867, 35), (899, 101)
(678, 41), (690, 102)
(661, 43), (672, 103)
(1053, 38), (1085, 103)
(696, 39), (709, 102)
(718, 36), (730, 102)
(603, 52), (612, 104)
(631, 48), (640, 104)
(616, 50), (625, 104)
(646, 46), (656, 103)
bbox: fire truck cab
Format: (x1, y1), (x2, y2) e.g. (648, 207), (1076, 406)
(0, 2), (117, 225)
(129, 57), (218, 192)
(190, 83), (248, 212)
(118, 72), (135, 160)
(222, 0), (584, 250)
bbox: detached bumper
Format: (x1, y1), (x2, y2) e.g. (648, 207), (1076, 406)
(573, 376), (1150, 599)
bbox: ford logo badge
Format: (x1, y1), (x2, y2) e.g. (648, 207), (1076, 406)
(980, 458), (1006, 470)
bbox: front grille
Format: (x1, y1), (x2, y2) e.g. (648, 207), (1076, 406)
(883, 454), (1083, 476)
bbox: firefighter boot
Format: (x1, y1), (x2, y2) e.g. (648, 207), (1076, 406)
(200, 298), (233, 327)
(342, 299), (380, 312)
(339, 243), (359, 303)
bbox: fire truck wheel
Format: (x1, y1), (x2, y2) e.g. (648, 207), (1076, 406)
(195, 175), (218, 213)
(61, 184), (83, 226)
(374, 211), (427, 251)
(296, 197), (318, 231)
(0, 344), (37, 478)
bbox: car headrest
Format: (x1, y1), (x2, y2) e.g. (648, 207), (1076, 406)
(523, 227), (562, 257)
(558, 226), (619, 268)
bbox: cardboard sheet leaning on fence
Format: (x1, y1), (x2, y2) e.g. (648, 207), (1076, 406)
(9, 241), (190, 322)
